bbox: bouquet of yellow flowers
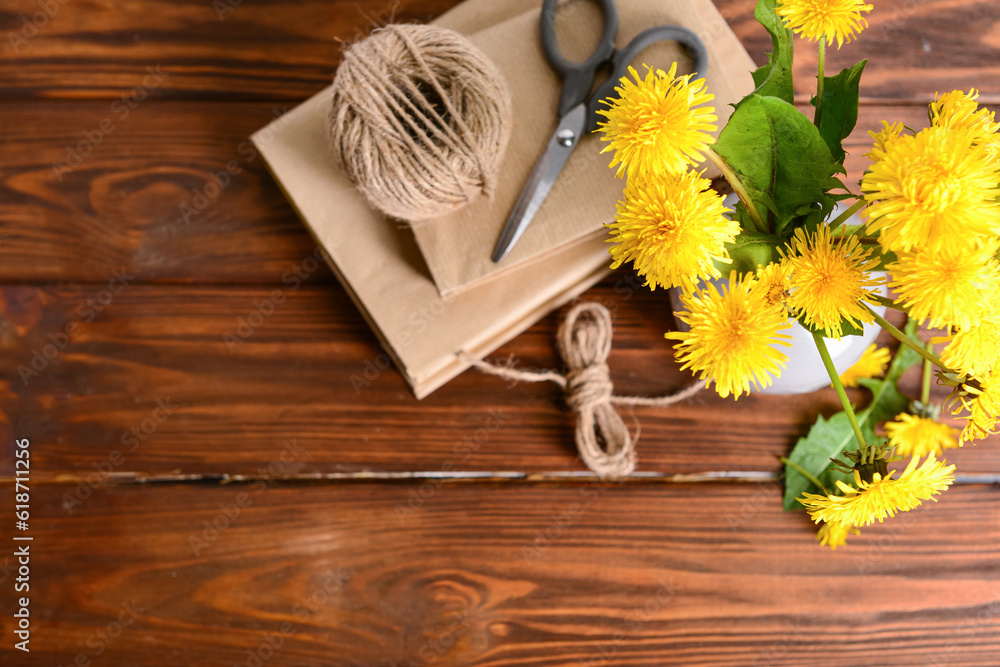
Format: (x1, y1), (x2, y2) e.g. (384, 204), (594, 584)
(597, 0), (999, 548)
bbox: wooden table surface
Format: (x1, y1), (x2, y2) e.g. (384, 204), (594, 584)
(2, 0), (999, 664)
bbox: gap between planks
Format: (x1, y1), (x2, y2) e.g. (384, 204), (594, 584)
(3, 470), (1000, 486)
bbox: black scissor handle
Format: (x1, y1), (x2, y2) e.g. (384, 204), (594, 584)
(586, 25), (709, 133)
(541, 0), (619, 118)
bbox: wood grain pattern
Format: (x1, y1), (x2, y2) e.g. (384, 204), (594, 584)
(2, 1), (999, 664)
(2, 481), (999, 666)
(0, 0), (461, 100)
(0, 282), (995, 479)
(1, 0), (998, 101)
(0, 101), (315, 284)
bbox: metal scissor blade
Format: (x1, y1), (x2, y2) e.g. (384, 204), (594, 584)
(491, 103), (588, 263)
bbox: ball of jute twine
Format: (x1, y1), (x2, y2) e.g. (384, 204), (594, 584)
(327, 24), (513, 222)
(463, 302), (702, 478)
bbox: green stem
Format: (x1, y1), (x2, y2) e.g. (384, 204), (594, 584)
(780, 456), (829, 495)
(814, 38), (826, 127)
(828, 199), (867, 231)
(869, 294), (901, 310)
(705, 147), (767, 234)
(864, 305), (952, 371)
(814, 333), (868, 449)
(921, 350), (932, 406)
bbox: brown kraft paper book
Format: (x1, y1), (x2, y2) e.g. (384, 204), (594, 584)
(250, 0), (754, 398)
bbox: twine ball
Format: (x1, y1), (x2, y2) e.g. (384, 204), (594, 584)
(327, 24), (513, 221)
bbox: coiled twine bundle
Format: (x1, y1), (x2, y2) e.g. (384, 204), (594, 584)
(464, 302), (703, 479)
(327, 24), (513, 221)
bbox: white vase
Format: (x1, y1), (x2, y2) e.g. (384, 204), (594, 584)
(756, 300), (885, 394)
(668, 201), (886, 395)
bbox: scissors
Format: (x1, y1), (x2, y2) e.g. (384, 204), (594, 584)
(491, 0), (709, 263)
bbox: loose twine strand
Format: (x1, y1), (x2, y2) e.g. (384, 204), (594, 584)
(464, 302), (702, 478)
(327, 24), (512, 221)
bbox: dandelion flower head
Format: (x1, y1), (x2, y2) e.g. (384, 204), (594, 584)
(756, 261), (794, 308)
(885, 413), (961, 458)
(799, 453), (955, 527)
(782, 225), (882, 339)
(930, 89), (1000, 150)
(861, 125), (1000, 255)
(949, 373), (1000, 445)
(667, 272), (792, 399)
(888, 240), (1000, 330)
(776, 0), (873, 49)
(939, 298), (1000, 378)
(607, 171), (738, 292)
(865, 121), (906, 161)
(817, 521), (859, 549)
(839, 343), (890, 388)
(597, 64), (717, 178)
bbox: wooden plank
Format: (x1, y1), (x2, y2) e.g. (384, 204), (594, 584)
(0, 101), (318, 284)
(1, 0), (996, 101)
(0, 0), (461, 100)
(1, 282), (995, 479)
(3, 480), (999, 666)
(0, 100), (958, 284)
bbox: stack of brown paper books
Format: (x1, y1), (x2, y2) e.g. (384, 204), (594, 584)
(252, 0), (754, 398)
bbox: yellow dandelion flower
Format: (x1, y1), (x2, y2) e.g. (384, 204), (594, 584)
(865, 121), (906, 161)
(930, 89), (1000, 149)
(597, 64), (717, 178)
(838, 343), (890, 388)
(817, 521), (859, 549)
(949, 373), (1000, 445)
(861, 125), (1000, 255)
(887, 240), (1000, 330)
(607, 171), (738, 291)
(885, 413), (961, 457)
(782, 225), (882, 339)
(775, 0), (873, 49)
(666, 272), (792, 399)
(937, 283), (1000, 377)
(799, 453), (955, 527)
(756, 261), (794, 308)
(940, 319), (1000, 378)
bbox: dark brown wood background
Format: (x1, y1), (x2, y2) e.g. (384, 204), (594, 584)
(1, 0), (999, 664)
